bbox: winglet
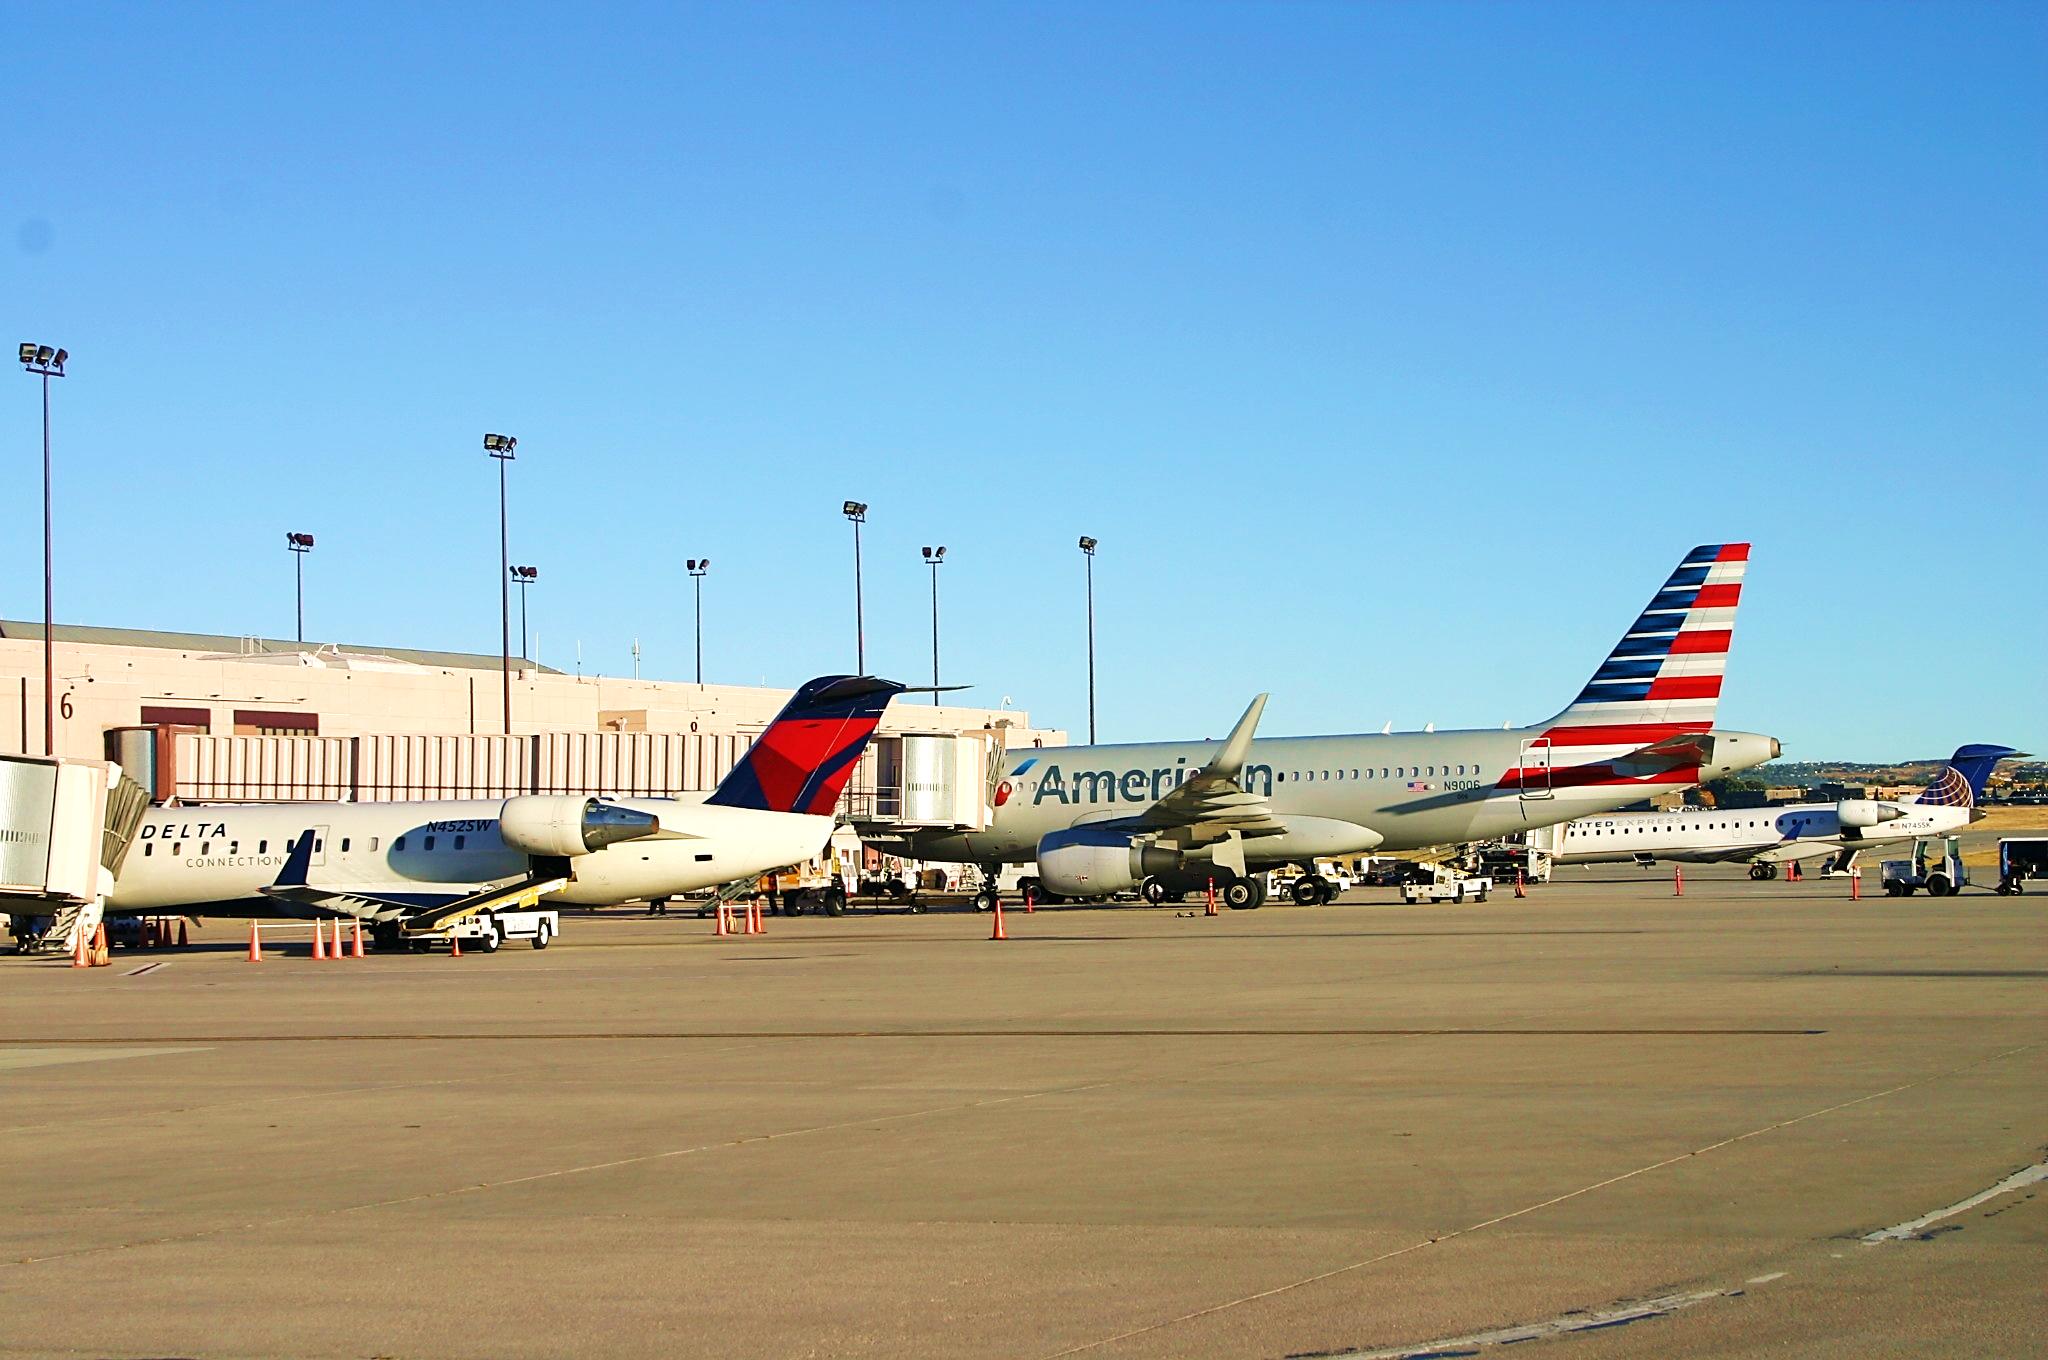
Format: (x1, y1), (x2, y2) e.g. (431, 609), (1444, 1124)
(272, 831), (316, 889)
(1207, 694), (1269, 781)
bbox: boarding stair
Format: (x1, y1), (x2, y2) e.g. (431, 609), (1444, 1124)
(400, 874), (569, 937)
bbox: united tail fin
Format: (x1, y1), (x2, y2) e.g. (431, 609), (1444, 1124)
(706, 675), (905, 815)
(1914, 744), (2025, 808)
(1545, 543), (1750, 736)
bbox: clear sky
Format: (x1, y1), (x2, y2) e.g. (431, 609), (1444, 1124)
(6, 2), (2042, 761)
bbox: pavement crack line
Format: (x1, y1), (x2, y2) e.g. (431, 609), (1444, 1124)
(1041, 1041), (2040, 1359)
(1861, 1160), (2048, 1243)
(1, 1075), (1120, 1270)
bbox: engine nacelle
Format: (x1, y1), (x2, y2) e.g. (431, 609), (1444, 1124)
(1036, 826), (1181, 897)
(1836, 799), (1906, 833)
(498, 795), (660, 858)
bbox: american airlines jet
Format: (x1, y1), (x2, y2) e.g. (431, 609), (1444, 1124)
(1529, 743), (2024, 878)
(867, 544), (1779, 907)
(98, 675), (903, 946)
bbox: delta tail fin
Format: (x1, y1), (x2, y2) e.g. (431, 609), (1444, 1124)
(1913, 744), (2025, 808)
(706, 675), (906, 816)
(1546, 543), (1750, 736)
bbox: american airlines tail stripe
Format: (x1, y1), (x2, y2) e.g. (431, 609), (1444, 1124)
(1668, 629), (1733, 655)
(1646, 674), (1723, 700)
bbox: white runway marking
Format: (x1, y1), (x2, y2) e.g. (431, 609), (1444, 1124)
(1862, 1161), (2048, 1243)
(1333, 1283), (1751, 1358)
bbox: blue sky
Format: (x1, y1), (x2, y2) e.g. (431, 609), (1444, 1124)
(6, 2), (2043, 761)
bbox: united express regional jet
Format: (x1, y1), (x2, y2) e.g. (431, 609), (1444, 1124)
(101, 675), (903, 945)
(1530, 743), (2024, 878)
(866, 545), (1779, 907)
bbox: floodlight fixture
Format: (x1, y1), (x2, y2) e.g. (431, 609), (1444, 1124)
(923, 544), (946, 562)
(1078, 535), (1097, 555)
(286, 532), (315, 551)
(484, 432), (517, 456)
(842, 500), (866, 521)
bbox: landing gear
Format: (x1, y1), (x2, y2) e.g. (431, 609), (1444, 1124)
(1142, 878), (1168, 905)
(1223, 876), (1268, 909)
(372, 921), (403, 953)
(972, 889), (998, 913)
(1290, 875), (1332, 907)
(648, 898), (670, 916)
(1748, 863), (1776, 881)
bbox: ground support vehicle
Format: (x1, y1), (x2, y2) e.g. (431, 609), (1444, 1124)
(1995, 838), (2047, 894)
(1400, 869), (1493, 905)
(389, 907), (558, 952)
(1880, 836), (1967, 897)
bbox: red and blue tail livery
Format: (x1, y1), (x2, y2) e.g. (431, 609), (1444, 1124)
(707, 675), (906, 816)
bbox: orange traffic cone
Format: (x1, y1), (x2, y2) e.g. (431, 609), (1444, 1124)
(312, 919), (328, 960)
(351, 920), (365, 958)
(450, 930), (462, 958)
(177, 919), (189, 947)
(1673, 866), (1685, 897)
(1514, 870), (1527, 899)
(92, 924), (109, 967)
(715, 904), (731, 937)
(1205, 877), (1219, 917)
(990, 898), (1008, 940)
(1025, 887), (1036, 914)
(71, 926), (89, 967)
(1850, 869), (1861, 901)
(330, 919), (346, 961)
(246, 921), (264, 963)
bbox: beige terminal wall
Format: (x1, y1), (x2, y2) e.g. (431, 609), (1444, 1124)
(0, 624), (1061, 775)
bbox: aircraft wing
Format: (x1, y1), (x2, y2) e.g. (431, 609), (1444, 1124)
(1127, 696), (1291, 853)
(258, 833), (424, 919)
(1750, 840), (1845, 865)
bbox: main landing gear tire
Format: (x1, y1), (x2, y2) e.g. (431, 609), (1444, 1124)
(1142, 879), (1169, 906)
(972, 889), (997, 913)
(1224, 878), (1265, 910)
(1290, 876), (1332, 907)
(1748, 863), (1773, 881)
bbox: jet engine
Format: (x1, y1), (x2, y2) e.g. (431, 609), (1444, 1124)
(1836, 799), (1906, 836)
(1036, 826), (1182, 897)
(498, 796), (660, 858)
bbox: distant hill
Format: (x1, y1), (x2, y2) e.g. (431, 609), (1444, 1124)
(1754, 758), (2047, 797)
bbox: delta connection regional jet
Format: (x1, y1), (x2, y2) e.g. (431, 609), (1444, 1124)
(866, 544), (1779, 907)
(93, 676), (904, 946)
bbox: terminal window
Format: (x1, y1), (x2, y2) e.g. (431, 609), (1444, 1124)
(233, 709), (319, 737)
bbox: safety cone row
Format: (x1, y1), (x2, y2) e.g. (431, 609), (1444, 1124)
(73, 924), (110, 967)
(744, 898), (764, 935)
(989, 897), (1007, 940)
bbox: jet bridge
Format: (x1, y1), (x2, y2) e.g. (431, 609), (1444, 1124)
(2, 755), (150, 952)
(851, 731), (1001, 833)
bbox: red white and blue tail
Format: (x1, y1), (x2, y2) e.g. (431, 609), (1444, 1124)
(706, 675), (905, 816)
(1547, 543), (1749, 736)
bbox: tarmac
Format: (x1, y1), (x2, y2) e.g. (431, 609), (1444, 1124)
(2, 867), (2042, 1359)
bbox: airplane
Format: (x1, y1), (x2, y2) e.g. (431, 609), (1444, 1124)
(1527, 743), (2026, 879)
(88, 675), (905, 948)
(863, 543), (1781, 908)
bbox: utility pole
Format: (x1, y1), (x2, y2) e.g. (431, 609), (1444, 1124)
(18, 343), (66, 755)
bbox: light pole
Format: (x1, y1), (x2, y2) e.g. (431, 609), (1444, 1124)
(484, 433), (517, 734)
(1079, 535), (1098, 743)
(921, 545), (945, 704)
(842, 500), (868, 674)
(286, 532), (315, 643)
(686, 558), (709, 684)
(510, 565), (538, 662)
(18, 343), (65, 755)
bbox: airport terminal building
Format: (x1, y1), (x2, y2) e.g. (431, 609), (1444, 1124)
(0, 621), (1061, 835)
